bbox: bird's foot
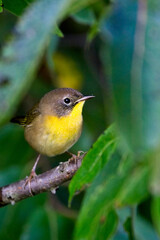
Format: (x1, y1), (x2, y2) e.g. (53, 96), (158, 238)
(24, 170), (37, 196)
(67, 151), (86, 165)
(24, 154), (41, 196)
(77, 151), (86, 157)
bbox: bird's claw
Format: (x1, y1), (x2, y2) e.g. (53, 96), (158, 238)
(24, 170), (37, 196)
(68, 151), (86, 165)
(77, 151), (86, 157)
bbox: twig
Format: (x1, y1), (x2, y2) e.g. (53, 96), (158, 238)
(0, 154), (85, 208)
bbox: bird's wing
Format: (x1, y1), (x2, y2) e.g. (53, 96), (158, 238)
(11, 103), (40, 126)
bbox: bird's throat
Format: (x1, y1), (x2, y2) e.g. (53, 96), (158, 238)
(44, 101), (84, 140)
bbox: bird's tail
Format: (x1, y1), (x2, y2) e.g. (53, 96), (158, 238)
(10, 116), (26, 126)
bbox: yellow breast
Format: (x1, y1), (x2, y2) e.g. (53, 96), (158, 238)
(41, 101), (84, 156)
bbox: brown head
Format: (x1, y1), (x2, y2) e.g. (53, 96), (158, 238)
(39, 88), (94, 117)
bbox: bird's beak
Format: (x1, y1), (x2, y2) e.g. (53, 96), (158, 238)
(75, 95), (95, 104)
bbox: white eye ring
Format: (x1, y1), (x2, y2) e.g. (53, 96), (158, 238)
(64, 98), (71, 104)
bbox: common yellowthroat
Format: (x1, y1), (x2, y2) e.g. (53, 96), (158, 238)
(11, 88), (94, 185)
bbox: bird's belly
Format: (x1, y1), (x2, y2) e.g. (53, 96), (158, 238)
(25, 114), (82, 156)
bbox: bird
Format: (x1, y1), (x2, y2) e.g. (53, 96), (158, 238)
(11, 88), (94, 191)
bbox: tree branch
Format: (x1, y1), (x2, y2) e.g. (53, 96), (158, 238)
(0, 154), (85, 207)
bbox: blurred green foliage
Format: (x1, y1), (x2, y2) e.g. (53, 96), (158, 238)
(69, 124), (117, 203)
(1, 0), (160, 239)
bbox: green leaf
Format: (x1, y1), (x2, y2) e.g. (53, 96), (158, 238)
(113, 232), (129, 240)
(0, 0), (71, 126)
(105, 0), (160, 152)
(116, 164), (149, 206)
(53, 24), (64, 38)
(150, 150), (160, 195)
(73, 153), (129, 240)
(65, 0), (98, 16)
(86, 2), (112, 42)
(118, 208), (159, 240)
(69, 124), (117, 203)
(123, 217), (134, 240)
(4, 0), (28, 16)
(87, 21), (100, 42)
(0, 0), (3, 13)
(151, 196), (160, 236)
(95, 209), (118, 240)
(115, 207), (132, 240)
(72, 8), (95, 25)
(134, 216), (159, 240)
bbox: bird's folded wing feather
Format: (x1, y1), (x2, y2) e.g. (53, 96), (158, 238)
(10, 103), (40, 126)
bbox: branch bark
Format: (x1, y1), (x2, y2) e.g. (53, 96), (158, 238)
(0, 154), (84, 207)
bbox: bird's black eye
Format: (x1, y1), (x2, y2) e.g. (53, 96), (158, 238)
(64, 98), (71, 104)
